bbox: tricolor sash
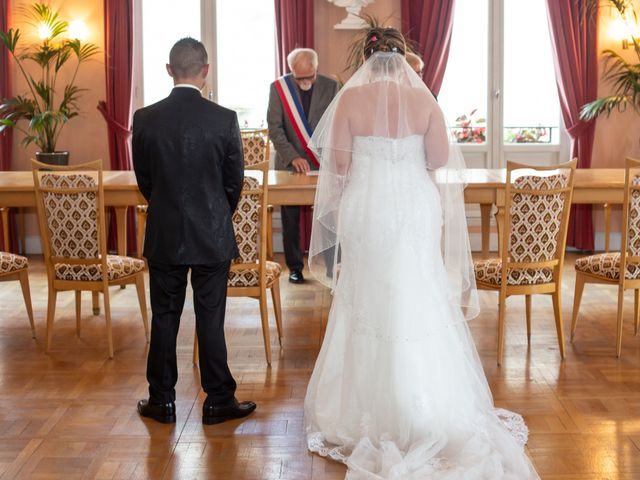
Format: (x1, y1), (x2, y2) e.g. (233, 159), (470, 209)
(274, 75), (320, 168)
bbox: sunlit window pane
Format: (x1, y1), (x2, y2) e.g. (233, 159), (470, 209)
(216, 0), (276, 128)
(503, 0), (560, 144)
(142, 0), (201, 106)
(439, 0), (488, 144)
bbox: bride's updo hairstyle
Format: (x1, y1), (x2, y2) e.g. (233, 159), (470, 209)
(345, 17), (407, 72)
(362, 25), (407, 60)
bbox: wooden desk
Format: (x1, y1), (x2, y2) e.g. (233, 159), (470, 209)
(0, 169), (626, 257)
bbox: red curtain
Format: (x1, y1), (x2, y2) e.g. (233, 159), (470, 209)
(546, 0), (598, 251)
(0, 0), (16, 252)
(274, 0), (314, 77)
(99, 0), (137, 255)
(274, 0), (314, 251)
(401, 0), (456, 96)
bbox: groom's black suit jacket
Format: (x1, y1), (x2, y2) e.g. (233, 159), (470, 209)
(132, 87), (244, 265)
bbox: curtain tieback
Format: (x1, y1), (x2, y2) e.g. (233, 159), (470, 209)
(97, 101), (132, 136)
(566, 119), (593, 139)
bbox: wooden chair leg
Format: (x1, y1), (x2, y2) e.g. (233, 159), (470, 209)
(525, 295), (532, 344)
(571, 273), (586, 341)
(75, 291), (82, 337)
(616, 285), (625, 358)
(134, 275), (150, 342)
(45, 288), (57, 353)
(103, 287), (114, 359)
(271, 279), (283, 346)
(635, 289), (640, 336)
(92, 291), (100, 316)
(497, 290), (507, 366)
(193, 331), (199, 366)
(259, 289), (272, 365)
(551, 291), (566, 359)
(18, 269), (35, 339)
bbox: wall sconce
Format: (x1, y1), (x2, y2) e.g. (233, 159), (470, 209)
(38, 23), (53, 40)
(68, 20), (88, 41)
(609, 17), (638, 49)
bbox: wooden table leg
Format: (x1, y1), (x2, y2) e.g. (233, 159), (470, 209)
(495, 205), (505, 256)
(604, 203), (612, 252)
(114, 207), (128, 256)
(480, 204), (491, 259)
(114, 206), (128, 289)
(17, 208), (26, 255)
(1, 207), (9, 252)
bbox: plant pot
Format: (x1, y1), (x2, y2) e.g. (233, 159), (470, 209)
(35, 151), (69, 166)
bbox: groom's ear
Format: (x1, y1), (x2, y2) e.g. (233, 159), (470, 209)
(166, 64), (175, 78)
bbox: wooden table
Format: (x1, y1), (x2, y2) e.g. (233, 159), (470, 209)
(0, 169), (626, 258)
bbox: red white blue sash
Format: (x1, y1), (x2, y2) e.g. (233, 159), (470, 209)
(274, 75), (320, 168)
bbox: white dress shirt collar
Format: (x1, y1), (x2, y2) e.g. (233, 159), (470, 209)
(173, 83), (202, 92)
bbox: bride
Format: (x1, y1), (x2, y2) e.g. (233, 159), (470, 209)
(304, 24), (540, 479)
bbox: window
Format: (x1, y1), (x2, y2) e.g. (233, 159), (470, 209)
(503, 0), (560, 144)
(439, 0), (489, 144)
(141, 0), (200, 106)
(139, 0), (276, 128)
(439, 0), (562, 161)
(215, 0), (276, 128)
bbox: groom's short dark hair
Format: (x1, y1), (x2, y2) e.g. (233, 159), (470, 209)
(169, 37), (208, 78)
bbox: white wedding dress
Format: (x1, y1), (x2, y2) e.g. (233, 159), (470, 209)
(305, 53), (539, 479)
(305, 135), (539, 479)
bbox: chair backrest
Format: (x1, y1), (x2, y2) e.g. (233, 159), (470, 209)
(32, 159), (107, 280)
(502, 159), (577, 283)
(241, 129), (270, 167)
(620, 157), (640, 281)
(231, 160), (269, 282)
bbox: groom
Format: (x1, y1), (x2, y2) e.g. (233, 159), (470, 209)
(133, 38), (255, 425)
(267, 48), (339, 283)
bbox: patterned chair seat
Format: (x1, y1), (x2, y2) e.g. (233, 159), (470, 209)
(0, 251), (28, 274)
(228, 261), (282, 288)
(54, 255), (145, 282)
(575, 252), (640, 280)
(474, 258), (554, 286)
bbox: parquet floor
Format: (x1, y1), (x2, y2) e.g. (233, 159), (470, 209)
(0, 254), (640, 479)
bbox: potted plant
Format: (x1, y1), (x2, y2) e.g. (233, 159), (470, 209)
(0, 3), (98, 165)
(580, 0), (640, 121)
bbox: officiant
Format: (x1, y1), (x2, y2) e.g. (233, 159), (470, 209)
(267, 48), (339, 284)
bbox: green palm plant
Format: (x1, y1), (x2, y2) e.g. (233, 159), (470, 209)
(0, 3), (98, 153)
(580, 0), (640, 121)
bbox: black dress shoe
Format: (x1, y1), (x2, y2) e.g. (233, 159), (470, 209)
(202, 398), (256, 425)
(289, 270), (304, 284)
(137, 399), (176, 424)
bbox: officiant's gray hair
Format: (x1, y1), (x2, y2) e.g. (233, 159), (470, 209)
(287, 48), (318, 70)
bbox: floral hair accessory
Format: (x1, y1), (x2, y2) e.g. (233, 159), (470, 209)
(370, 35), (378, 42)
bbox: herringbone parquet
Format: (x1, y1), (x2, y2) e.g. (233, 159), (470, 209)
(0, 254), (639, 479)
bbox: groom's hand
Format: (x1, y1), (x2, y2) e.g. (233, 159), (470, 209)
(291, 157), (311, 174)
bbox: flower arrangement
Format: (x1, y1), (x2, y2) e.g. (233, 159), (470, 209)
(452, 109), (486, 143)
(504, 126), (550, 143)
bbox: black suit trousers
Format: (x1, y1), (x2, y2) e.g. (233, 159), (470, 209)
(146, 260), (236, 405)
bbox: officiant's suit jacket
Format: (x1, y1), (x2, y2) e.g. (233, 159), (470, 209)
(132, 87), (244, 265)
(267, 74), (339, 171)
